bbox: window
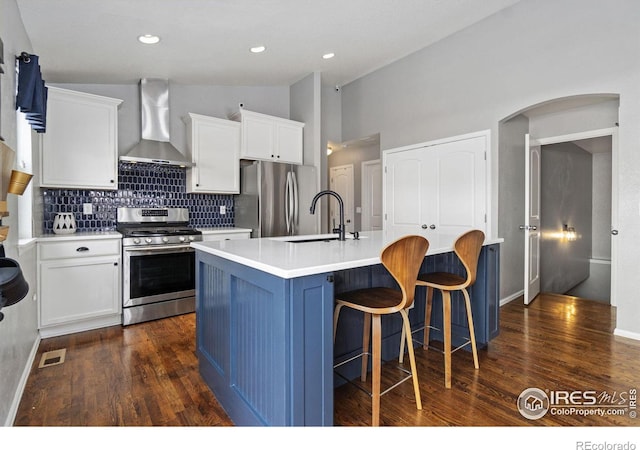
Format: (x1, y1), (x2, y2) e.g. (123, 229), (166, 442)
(16, 111), (33, 240)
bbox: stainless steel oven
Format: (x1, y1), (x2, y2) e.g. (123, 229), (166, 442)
(117, 208), (202, 325)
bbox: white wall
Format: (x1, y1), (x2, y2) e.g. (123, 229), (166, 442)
(340, 0), (640, 338)
(290, 72), (322, 233)
(319, 80), (342, 232)
(290, 72), (319, 167)
(0, 0), (40, 426)
(592, 151), (612, 260)
(328, 141), (380, 232)
(498, 115), (528, 301)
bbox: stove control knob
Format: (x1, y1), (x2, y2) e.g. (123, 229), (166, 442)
(179, 236), (186, 242)
(145, 238), (153, 244)
(162, 237), (169, 243)
(133, 238), (141, 245)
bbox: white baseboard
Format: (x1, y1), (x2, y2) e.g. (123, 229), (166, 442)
(500, 290), (524, 307)
(613, 327), (640, 341)
(5, 335), (40, 426)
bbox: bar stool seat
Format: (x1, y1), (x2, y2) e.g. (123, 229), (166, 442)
(399, 229), (484, 389)
(333, 234), (429, 426)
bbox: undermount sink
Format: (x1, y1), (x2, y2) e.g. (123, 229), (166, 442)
(270, 233), (366, 243)
(286, 237), (340, 243)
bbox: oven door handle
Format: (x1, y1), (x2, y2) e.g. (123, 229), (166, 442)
(123, 245), (195, 254)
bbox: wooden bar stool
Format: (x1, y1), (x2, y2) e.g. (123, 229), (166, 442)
(400, 229), (484, 389)
(333, 235), (429, 426)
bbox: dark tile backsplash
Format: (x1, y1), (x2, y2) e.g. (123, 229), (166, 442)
(42, 162), (235, 233)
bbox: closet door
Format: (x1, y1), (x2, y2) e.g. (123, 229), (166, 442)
(383, 146), (433, 235)
(431, 135), (487, 236)
(383, 132), (487, 237)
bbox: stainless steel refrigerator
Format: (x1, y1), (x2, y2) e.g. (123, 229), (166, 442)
(235, 161), (319, 238)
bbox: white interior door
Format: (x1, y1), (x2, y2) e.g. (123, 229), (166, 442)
(361, 159), (382, 231)
(329, 164), (355, 233)
(383, 147), (431, 235)
(524, 134), (541, 305)
(383, 131), (488, 236)
(432, 136), (487, 236)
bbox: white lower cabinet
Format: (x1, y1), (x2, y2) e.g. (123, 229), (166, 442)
(38, 236), (122, 337)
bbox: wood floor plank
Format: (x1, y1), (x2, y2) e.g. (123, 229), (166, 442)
(13, 293), (640, 427)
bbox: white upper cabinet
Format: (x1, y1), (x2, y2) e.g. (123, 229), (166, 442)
(185, 113), (240, 194)
(40, 86), (122, 189)
(233, 109), (304, 164)
(383, 130), (489, 237)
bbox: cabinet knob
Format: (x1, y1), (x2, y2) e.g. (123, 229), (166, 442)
(110, 180), (114, 183)
(76, 246), (89, 252)
(429, 224), (436, 230)
(421, 224), (428, 229)
(113, 262), (118, 266)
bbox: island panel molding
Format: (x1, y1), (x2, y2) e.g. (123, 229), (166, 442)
(196, 251), (334, 426)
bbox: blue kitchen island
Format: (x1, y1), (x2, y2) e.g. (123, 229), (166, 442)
(191, 230), (501, 426)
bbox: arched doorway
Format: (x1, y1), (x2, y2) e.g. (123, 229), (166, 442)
(498, 94), (619, 308)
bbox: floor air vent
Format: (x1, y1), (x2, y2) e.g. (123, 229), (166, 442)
(38, 349), (66, 368)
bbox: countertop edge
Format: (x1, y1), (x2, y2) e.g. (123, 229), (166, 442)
(36, 231), (123, 242)
(197, 227), (252, 235)
(192, 232), (503, 279)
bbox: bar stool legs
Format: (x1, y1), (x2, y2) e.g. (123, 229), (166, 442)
(332, 235), (428, 426)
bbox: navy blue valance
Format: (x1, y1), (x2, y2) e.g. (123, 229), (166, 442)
(16, 52), (47, 133)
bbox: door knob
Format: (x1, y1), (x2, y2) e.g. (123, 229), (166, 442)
(611, 229), (619, 235)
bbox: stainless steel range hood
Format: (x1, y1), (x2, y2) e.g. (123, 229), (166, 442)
(120, 79), (193, 167)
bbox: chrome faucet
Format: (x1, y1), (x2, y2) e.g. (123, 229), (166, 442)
(310, 190), (346, 241)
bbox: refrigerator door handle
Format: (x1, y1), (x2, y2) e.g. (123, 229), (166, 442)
(285, 172), (292, 234)
(291, 171), (299, 233)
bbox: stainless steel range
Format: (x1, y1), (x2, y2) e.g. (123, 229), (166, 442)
(117, 207), (202, 326)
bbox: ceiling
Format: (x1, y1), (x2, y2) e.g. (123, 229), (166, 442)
(15, 0), (520, 86)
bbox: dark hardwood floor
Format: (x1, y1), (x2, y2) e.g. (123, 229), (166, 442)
(14, 293), (640, 427)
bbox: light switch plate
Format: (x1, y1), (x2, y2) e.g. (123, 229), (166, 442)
(83, 203), (93, 215)
(220, 205), (226, 215)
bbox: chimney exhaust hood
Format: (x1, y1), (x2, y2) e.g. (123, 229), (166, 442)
(120, 79), (193, 167)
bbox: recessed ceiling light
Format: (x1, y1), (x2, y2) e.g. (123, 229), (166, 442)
(250, 46), (266, 53)
(322, 53), (335, 59)
(138, 34), (160, 45)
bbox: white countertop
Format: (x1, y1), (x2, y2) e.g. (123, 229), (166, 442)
(36, 228), (251, 241)
(37, 231), (122, 242)
(192, 230), (503, 279)
(197, 227), (252, 235)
